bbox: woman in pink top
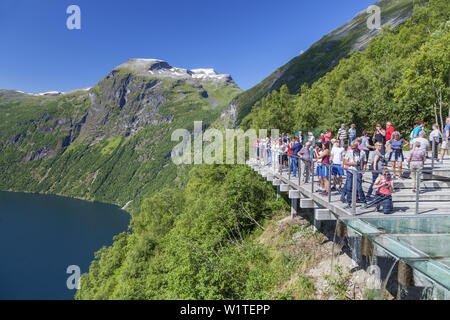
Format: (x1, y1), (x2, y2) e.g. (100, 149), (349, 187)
(367, 168), (394, 214)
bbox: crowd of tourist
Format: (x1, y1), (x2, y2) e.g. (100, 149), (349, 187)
(255, 117), (450, 214)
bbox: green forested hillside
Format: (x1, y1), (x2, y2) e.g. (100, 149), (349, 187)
(76, 165), (323, 300)
(0, 60), (241, 213)
(243, 0), (449, 136)
(227, 0), (415, 126)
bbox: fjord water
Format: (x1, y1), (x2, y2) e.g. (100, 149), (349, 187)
(0, 191), (130, 300)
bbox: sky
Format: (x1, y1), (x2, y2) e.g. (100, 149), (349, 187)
(0, 0), (376, 93)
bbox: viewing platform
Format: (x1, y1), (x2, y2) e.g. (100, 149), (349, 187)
(247, 153), (450, 299)
(248, 153), (450, 219)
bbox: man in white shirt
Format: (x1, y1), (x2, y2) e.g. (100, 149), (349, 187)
(330, 140), (345, 191)
(343, 141), (367, 209)
(429, 124), (441, 162)
(412, 131), (430, 155)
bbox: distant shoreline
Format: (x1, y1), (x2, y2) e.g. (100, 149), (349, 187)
(0, 189), (132, 217)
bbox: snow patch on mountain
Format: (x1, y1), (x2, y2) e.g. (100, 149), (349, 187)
(13, 87), (92, 97)
(118, 58), (232, 82)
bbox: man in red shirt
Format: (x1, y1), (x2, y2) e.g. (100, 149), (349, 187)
(386, 121), (395, 141)
(324, 129), (332, 142)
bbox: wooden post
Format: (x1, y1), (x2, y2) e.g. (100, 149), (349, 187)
(291, 198), (298, 219)
(336, 221), (347, 238)
(398, 261), (415, 287)
(361, 235), (373, 257)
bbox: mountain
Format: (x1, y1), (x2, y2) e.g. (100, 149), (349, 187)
(222, 0), (414, 127)
(0, 59), (241, 213)
(78, 0), (448, 300)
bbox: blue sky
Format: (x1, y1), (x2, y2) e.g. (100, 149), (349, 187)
(0, 0), (376, 93)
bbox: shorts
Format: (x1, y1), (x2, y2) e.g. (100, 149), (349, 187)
(320, 164), (330, 178)
(389, 149), (404, 162)
(331, 164), (344, 176)
(316, 165), (322, 177)
(442, 141), (449, 150)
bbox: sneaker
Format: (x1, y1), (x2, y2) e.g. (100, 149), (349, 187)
(321, 191), (328, 196)
(361, 203), (368, 209)
(343, 204), (351, 209)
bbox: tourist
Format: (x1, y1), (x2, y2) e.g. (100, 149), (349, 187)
(337, 124), (347, 148)
(282, 138), (289, 168)
(298, 131), (304, 144)
(314, 142), (324, 193)
(412, 131), (430, 155)
(261, 137), (267, 164)
(275, 138), (284, 172)
(408, 141), (427, 193)
(325, 129), (332, 143)
(330, 139), (345, 192)
(290, 138), (303, 178)
(410, 120), (425, 142)
(255, 138), (260, 161)
(343, 141), (367, 209)
(341, 139), (363, 203)
(307, 131), (315, 145)
(429, 124), (441, 162)
(318, 142), (331, 196)
(319, 132), (325, 142)
(366, 167), (394, 214)
(441, 117), (450, 162)
(266, 137), (272, 166)
(361, 130), (373, 160)
(298, 142), (312, 183)
(271, 138), (278, 170)
(287, 137), (294, 171)
(348, 124), (357, 144)
(367, 142), (385, 199)
(385, 121), (395, 155)
(386, 131), (409, 179)
(386, 122), (395, 141)
(373, 124), (386, 156)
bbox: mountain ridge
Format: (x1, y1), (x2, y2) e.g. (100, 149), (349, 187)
(0, 58), (241, 213)
(222, 0), (414, 127)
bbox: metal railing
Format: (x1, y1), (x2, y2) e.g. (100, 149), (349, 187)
(253, 143), (450, 216)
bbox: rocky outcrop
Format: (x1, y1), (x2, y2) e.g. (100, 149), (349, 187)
(2, 59), (241, 165)
(24, 147), (56, 162)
